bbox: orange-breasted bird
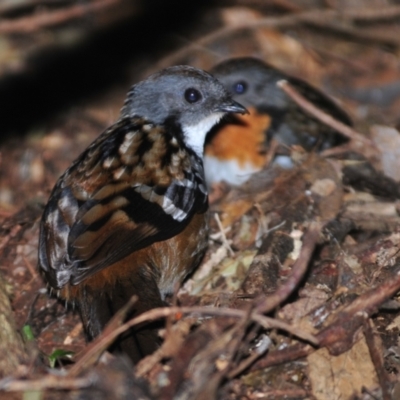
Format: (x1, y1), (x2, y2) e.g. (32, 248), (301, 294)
(204, 57), (352, 187)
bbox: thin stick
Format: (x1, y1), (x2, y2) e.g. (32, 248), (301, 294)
(0, 0), (122, 34)
(155, 9), (400, 72)
(278, 80), (371, 146)
(364, 319), (391, 400)
(155, 12), (322, 71)
(69, 304), (318, 376)
(214, 213), (234, 256)
(277, 80), (380, 163)
(339, 5), (400, 22)
(317, 267), (400, 348)
(134, 307), (317, 342)
(0, 375), (90, 391)
(255, 220), (322, 314)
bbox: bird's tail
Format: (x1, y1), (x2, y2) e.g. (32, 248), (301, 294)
(78, 270), (164, 363)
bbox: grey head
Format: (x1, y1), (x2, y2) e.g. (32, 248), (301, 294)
(121, 65), (247, 157)
(211, 57), (352, 124)
(210, 57), (289, 111)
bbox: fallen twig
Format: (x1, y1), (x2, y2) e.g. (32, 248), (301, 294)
(68, 295), (138, 377)
(214, 212), (234, 256)
(364, 319), (391, 400)
(344, 5), (400, 22)
(317, 267), (400, 352)
(250, 267), (400, 373)
(251, 342), (314, 371)
(0, 375), (90, 392)
(0, 0), (123, 34)
(277, 80), (381, 165)
(156, 8), (400, 72)
(227, 334), (271, 379)
(69, 303), (318, 376)
(255, 220), (322, 314)
(155, 11), (330, 71)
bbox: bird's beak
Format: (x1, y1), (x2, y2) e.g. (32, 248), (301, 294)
(218, 100), (249, 115)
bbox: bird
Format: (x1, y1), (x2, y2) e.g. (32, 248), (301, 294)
(204, 57), (352, 187)
(38, 65), (247, 363)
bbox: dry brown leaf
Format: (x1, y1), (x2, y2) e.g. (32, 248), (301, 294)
(255, 29), (324, 82)
(278, 287), (330, 335)
(189, 250), (257, 295)
(308, 334), (379, 399)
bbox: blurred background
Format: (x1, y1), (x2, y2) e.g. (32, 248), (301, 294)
(1, 0), (400, 210)
(1, 2), (400, 398)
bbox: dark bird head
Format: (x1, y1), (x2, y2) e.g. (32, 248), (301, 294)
(210, 57), (352, 151)
(121, 65), (247, 156)
(210, 57), (290, 112)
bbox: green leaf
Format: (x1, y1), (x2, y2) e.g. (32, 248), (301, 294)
(48, 349), (74, 368)
(22, 325), (35, 341)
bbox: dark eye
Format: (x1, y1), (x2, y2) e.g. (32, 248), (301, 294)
(184, 88), (202, 104)
(233, 81), (247, 95)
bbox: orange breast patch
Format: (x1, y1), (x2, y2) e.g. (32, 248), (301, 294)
(205, 107), (271, 169)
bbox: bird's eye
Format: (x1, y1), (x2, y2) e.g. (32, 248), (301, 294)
(184, 88), (202, 104)
(233, 81), (247, 95)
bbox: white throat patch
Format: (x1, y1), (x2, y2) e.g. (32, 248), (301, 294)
(183, 112), (224, 157)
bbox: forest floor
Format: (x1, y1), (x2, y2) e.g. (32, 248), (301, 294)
(1, 1), (400, 399)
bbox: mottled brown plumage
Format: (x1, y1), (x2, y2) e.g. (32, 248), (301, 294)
(39, 66), (247, 362)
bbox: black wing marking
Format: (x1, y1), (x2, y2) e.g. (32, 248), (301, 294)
(67, 183), (206, 285)
(39, 117), (208, 289)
